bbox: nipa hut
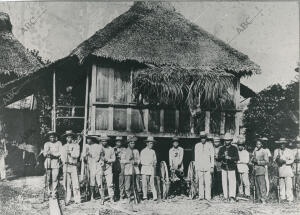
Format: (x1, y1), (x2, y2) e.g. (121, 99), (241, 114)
(0, 2), (259, 166)
(0, 12), (42, 156)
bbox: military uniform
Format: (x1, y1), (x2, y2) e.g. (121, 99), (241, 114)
(43, 140), (63, 198)
(113, 145), (126, 199)
(194, 134), (214, 200)
(237, 148), (250, 197)
(0, 138), (7, 180)
(140, 137), (157, 200)
(274, 147), (294, 202)
(84, 142), (104, 199)
(102, 145), (116, 200)
(124, 147), (140, 199)
(61, 135), (81, 204)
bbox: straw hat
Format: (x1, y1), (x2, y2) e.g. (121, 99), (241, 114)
(258, 137), (268, 142)
(127, 135), (138, 143)
(86, 135), (99, 142)
(62, 130), (76, 138)
(172, 137), (179, 141)
(47, 131), (57, 137)
(115, 136), (123, 141)
(223, 133), (233, 140)
(275, 138), (288, 144)
(199, 131), (207, 138)
(207, 134), (213, 140)
(213, 136), (221, 142)
(99, 134), (111, 141)
(145, 136), (156, 143)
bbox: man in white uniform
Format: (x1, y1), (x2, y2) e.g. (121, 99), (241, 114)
(237, 141), (250, 198)
(274, 138), (295, 203)
(194, 131), (214, 200)
(140, 136), (158, 201)
(61, 130), (81, 205)
(43, 131), (63, 199)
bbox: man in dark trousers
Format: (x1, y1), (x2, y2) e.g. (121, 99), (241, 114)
(217, 133), (239, 202)
(212, 136), (223, 198)
(252, 139), (269, 203)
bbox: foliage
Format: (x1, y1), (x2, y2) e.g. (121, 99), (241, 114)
(133, 66), (235, 112)
(244, 82), (299, 148)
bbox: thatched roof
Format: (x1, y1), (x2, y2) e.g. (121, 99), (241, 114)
(0, 2), (259, 108)
(71, 2), (260, 76)
(0, 12), (42, 86)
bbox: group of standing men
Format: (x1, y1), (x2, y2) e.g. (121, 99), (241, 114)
(195, 131), (300, 204)
(43, 131), (164, 205)
(43, 129), (300, 206)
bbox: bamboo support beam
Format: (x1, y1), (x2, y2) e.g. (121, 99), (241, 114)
(52, 70), (56, 132)
(126, 107), (132, 131)
(80, 71), (89, 180)
(175, 110), (179, 132)
(91, 64), (96, 133)
(234, 78), (241, 136)
(220, 112), (225, 134)
(205, 111), (210, 134)
(160, 109), (164, 132)
(143, 108), (149, 132)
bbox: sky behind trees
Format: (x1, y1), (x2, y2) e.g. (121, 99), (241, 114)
(0, 1), (298, 92)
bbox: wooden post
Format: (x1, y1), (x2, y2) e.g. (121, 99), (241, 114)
(80, 70), (89, 180)
(205, 111), (210, 134)
(298, 0), (300, 135)
(108, 68), (114, 130)
(126, 108), (132, 132)
(190, 115), (195, 134)
(175, 110), (179, 132)
(91, 64), (96, 133)
(52, 70), (56, 132)
(160, 109), (164, 132)
(234, 77), (241, 137)
(144, 108), (149, 132)
(220, 112), (225, 134)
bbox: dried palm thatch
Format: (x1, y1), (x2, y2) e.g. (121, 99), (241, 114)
(0, 12), (42, 86)
(71, 2), (260, 76)
(133, 65), (235, 109)
(69, 1), (259, 108)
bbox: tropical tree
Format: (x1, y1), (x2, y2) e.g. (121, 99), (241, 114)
(244, 82), (299, 148)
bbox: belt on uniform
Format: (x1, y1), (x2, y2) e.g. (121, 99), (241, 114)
(65, 162), (77, 166)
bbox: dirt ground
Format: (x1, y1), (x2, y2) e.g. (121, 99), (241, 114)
(1, 176), (300, 215)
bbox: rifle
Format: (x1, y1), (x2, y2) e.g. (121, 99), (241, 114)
(275, 150), (281, 204)
(131, 151), (140, 204)
(251, 150), (256, 203)
(64, 147), (69, 206)
(295, 150), (299, 201)
(44, 156), (51, 202)
(84, 155), (90, 202)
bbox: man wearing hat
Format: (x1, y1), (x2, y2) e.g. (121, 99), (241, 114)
(61, 130), (81, 204)
(0, 133), (8, 181)
(169, 137), (184, 195)
(237, 140), (250, 198)
(123, 136), (140, 202)
(42, 131), (63, 199)
(140, 136), (158, 201)
(258, 137), (272, 197)
(252, 139), (269, 203)
(217, 133), (239, 202)
(212, 135), (223, 197)
(100, 134), (116, 203)
(113, 136), (126, 201)
(194, 131), (214, 200)
(82, 135), (104, 201)
(274, 138), (295, 203)
(293, 136), (300, 198)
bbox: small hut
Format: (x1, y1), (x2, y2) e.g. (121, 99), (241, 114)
(0, 2), (260, 165)
(0, 12), (42, 154)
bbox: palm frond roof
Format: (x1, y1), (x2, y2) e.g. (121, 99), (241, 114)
(70, 2), (260, 76)
(0, 12), (42, 85)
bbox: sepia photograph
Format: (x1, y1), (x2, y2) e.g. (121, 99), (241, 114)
(0, 1), (299, 214)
